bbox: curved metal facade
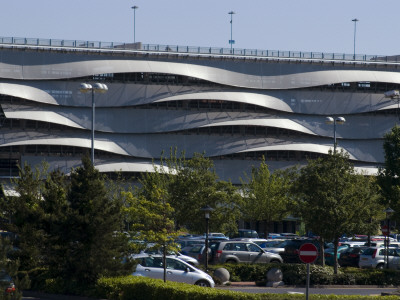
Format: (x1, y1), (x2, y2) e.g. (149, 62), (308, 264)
(0, 39), (399, 183)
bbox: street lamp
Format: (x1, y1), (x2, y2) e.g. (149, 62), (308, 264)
(201, 205), (213, 271)
(131, 6), (139, 43)
(228, 11), (236, 52)
(384, 207), (395, 269)
(352, 18), (359, 60)
(325, 116), (346, 153)
(79, 83), (108, 165)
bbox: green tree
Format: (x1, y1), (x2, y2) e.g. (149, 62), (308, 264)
(138, 151), (243, 235)
(40, 169), (70, 279)
(293, 150), (381, 273)
(6, 163), (47, 271)
(240, 157), (295, 238)
(62, 156), (132, 289)
(378, 125), (400, 223)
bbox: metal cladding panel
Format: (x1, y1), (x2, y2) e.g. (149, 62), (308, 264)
(2, 103), (396, 140)
(0, 50), (399, 89)
(0, 78), (393, 115)
(0, 45), (398, 182)
(0, 128), (384, 163)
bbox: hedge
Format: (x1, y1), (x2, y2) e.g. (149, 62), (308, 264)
(206, 263), (400, 286)
(94, 276), (400, 300)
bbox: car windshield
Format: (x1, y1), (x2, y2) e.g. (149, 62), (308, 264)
(189, 245), (203, 253)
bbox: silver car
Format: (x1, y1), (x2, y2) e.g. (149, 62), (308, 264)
(359, 247), (400, 269)
(132, 254), (215, 287)
(215, 241), (283, 264)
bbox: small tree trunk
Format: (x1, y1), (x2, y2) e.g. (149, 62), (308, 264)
(163, 244), (167, 282)
(320, 237), (325, 266)
(333, 236), (339, 274)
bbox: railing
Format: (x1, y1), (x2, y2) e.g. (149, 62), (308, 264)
(0, 36), (398, 64)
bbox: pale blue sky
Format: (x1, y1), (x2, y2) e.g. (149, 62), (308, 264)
(2, 0), (399, 55)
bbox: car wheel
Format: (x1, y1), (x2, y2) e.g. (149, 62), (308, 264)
(225, 259), (237, 264)
(195, 280), (211, 287)
(376, 263), (384, 269)
(270, 259), (281, 263)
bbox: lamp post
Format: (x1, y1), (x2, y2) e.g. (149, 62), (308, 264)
(201, 205), (213, 271)
(325, 116), (346, 153)
(79, 83), (108, 165)
(131, 6), (139, 43)
(228, 11), (235, 52)
(384, 207), (395, 269)
(352, 18), (359, 60)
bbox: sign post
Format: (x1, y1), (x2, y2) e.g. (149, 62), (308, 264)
(299, 243), (318, 300)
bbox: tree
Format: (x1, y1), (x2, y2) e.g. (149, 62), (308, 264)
(62, 155), (132, 289)
(240, 157), (295, 238)
(292, 150), (381, 274)
(137, 151), (243, 235)
(5, 163), (47, 271)
(378, 125), (400, 223)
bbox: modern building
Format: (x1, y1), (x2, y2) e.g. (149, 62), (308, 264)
(0, 37), (399, 187)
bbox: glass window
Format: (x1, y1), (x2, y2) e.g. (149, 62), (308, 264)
(247, 243), (262, 252)
(166, 258), (188, 271)
(234, 243), (247, 251)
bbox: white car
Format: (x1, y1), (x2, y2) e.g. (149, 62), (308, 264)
(132, 254), (215, 287)
(359, 247), (400, 269)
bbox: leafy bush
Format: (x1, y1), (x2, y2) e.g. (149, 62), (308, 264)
(95, 276), (400, 300)
(208, 263), (400, 286)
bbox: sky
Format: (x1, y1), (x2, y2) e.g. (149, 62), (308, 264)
(2, 0), (400, 56)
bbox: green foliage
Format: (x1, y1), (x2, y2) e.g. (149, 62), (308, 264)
(136, 150), (243, 235)
(241, 158), (296, 238)
(378, 125), (400, 223)
(3, 156), (133, 293)
(62, 155), (133, 287)
(95, 275), (400, 300)
(292, 150), (382, 272)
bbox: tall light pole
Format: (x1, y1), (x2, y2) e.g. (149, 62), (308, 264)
(201, 205), (213, 271)
(352, 18), (359, 60)
(79, 83), (108, 165)
(132, 5), (139, 43)
(228, 11), (235, 52)
(325, 116), (346, 153)
(384, 207), (395, 269)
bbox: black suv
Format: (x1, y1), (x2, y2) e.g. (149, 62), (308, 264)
(280, 239), (321, 263)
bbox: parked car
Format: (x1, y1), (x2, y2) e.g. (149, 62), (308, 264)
(359, 247), (400, 269)
(204, 233), (229, 240)
(143, 248), (199, 266)
(279, 233), (299, 239)
(214, 241), (282, 264)
(132, 254), (215, 287)
(267, 233), (282, 239)
(0, 270), (15, 297)
(339, 246), (367, 267)
(262, 239), (290, 254)
(324, 246), (349, 266)
(186, 244), (211, 263)
(281, 239), (321, 263)
(230, 229), (259, 239)
(176, 239), (205, 255)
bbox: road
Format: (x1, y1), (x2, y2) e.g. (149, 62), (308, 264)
(22, 286), (400, 299)
(216, 285), (400, 297)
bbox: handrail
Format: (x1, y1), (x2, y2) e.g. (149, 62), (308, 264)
(0, 36), (398, 65)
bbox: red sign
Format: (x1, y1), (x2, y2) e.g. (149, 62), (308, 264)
(382, 225), (389, 236)
(299, 243), (318, 264)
